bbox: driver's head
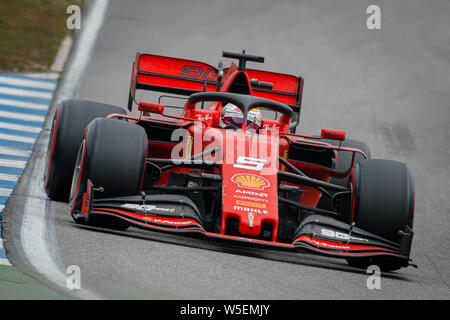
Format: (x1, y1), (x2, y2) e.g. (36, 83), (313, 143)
(219, 103), (262, 132)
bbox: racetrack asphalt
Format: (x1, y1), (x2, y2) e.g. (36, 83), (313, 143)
(4, 0), (450, 299)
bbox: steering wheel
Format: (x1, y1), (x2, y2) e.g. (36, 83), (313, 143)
(186, 92), (293, 127)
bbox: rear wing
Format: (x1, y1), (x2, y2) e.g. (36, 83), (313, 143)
(246, 68), (303, 129)
(128, 52), (304, 130)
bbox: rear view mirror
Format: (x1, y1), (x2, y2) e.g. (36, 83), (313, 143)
(321, 128), (346, 141)
(138, 101), (164, 114)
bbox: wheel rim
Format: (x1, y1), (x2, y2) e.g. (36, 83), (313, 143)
(69, 139), (86, 209)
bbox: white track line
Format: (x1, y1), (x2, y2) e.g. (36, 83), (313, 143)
(0, 237), (12, 266)
(0, 188), (13, 197)
(0, 77), (57, 91)
(0, 133), (36, 144)
(0, 98), (50, 111)
(0, 122), (43, 134)
(0, 87), (53, 100)
(0, 259), (11, 266)
(0, 173), (20, 182)
(56, 0), (110, 104)
(0, 111), (45, 122)
(0, 159), (27, 169)
(0, 147), (32, 157)
(51, 35), (73, 72)
(22, 73), (59, 80)
(20, 0), (109, 300)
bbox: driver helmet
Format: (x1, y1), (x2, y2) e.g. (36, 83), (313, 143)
(219, 103), (262, 132)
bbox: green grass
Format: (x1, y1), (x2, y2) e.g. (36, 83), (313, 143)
(0, 0), (81, 72)
(0, 265), (69, 299)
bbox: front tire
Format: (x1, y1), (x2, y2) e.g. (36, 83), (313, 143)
(347, 159), (415, 271)
(69, 118), (148, 230)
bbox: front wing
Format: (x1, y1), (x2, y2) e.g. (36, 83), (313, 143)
(72, 183), (413, 265)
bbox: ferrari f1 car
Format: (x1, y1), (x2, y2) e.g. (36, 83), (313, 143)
(44, 50), (415, 271)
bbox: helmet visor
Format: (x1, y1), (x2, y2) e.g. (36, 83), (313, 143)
(221, 104), (262, 132)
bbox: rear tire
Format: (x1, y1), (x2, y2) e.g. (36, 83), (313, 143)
(44, 100), (126, 201)
(347, 159), (415, 271)
(69, 118), (148, 231)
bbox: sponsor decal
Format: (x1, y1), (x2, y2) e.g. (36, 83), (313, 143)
(231, 174), (270, 190)
(234, 194), (268, 203)
(233, 189), (268, 203)
(233, 205), (268, 214)
(179, 64), (219, 81)
(143, 216), (193, 225)
(262, 123), (279, 132)
(234, 189), (268, 197)
(320, 228), (368, 242)
(310, 239), (350, 250)
(80, 181), (92, 216)
(121, 203), (175, 213)
(233, 156), (267, 171)
(195, 113), (212, 122)
(235, 200), (266, 209)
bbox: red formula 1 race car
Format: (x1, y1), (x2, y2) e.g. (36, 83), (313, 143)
(44, 51), (415, 271)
